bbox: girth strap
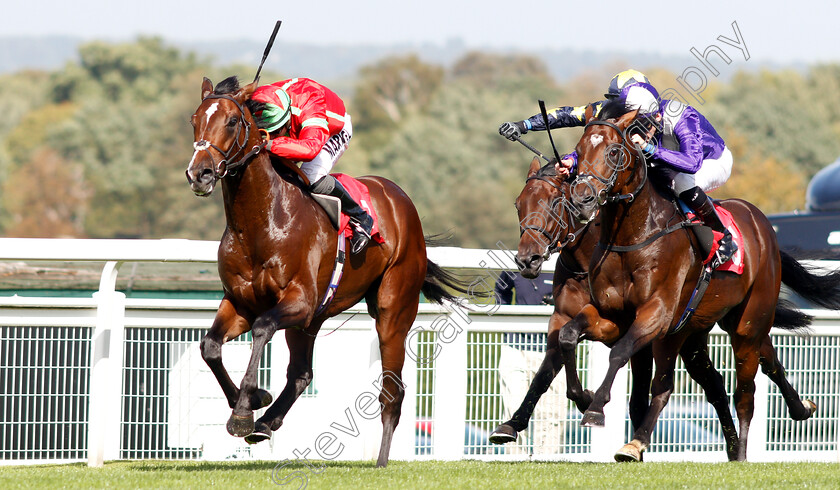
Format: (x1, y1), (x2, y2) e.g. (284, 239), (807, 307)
(314, 231), (346, 317)
(669, 265), (713, 335)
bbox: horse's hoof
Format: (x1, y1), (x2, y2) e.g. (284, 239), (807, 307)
(227, 412), (255, 437)
(614, 440), (646, 462)
(804, 399), (817, 418)
(245, 421), (272, 444)
(581, 410), (605, 427)
(488, 424), (517, 444)
(250, 389), (273, 410)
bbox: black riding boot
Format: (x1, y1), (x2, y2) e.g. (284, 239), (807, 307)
(311, 175), (374, 254)
(679, 186), (737, 268)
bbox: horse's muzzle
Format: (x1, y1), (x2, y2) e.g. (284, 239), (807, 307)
(186, 167), (216, 196)
(515, 253), (544, 279)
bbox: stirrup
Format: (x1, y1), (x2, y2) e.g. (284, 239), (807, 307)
(711, 234), (737, 269)
(349, 226), (371, 254)
(349, 216), (373, 254)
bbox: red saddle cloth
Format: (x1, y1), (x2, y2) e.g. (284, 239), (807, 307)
(333, 173), (385, 244)
(689, 203), (744, 274)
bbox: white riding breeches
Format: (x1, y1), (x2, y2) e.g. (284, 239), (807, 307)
(300, 113), (353, 184)
(672, 146), (733, 195)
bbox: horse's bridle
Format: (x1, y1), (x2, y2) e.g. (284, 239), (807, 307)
(576, 119), (648, 205)
(520, 174), (591, 259)
(192, 93), (266, 179)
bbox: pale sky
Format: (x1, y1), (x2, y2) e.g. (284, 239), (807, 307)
(3, 0), (839, 65)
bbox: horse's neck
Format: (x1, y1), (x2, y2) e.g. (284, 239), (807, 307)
(601, 181), (663, 243)
(568, 221), (598, 272)
(221, 153), (305, 232)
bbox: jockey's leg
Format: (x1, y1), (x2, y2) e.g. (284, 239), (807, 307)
(673, 147), (735, 268)
(310, 174), (373, 254)
(679, 186), (737, 267)
(301, 114), (371, 254)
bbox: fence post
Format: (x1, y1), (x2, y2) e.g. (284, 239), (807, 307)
(587, 342), (628, 462)
(88, 261), (125, 467)
(432, 303), (469, 459)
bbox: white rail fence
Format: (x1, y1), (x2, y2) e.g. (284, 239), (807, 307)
(0, 238), (838, 467)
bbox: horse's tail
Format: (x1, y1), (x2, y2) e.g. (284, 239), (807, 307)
(780, 250), (840, 309)
(773, 299), (813, 332)
(422, 259), (476, 304)
(421, 234), (487, 304)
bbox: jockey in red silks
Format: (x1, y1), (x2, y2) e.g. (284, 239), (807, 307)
(250, 78), (373, 254)
(499, 69), (736, 268)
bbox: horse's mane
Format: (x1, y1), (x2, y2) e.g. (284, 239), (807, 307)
(597, 98), (634, 120)
(213, 75), (270, 129)
(536, 162), (559, 178)
(214, 76), (240, 95)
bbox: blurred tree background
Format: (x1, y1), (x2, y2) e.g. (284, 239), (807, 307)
(0, 38), (837, 246)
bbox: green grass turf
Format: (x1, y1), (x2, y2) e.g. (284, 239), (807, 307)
(0, 460), (838, 489)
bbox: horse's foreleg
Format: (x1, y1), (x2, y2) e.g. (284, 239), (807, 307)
(616, 336), (681, 462)
(200, 298), (272, 410)
(490, 321), (566, 444)
(627, 345), (653, 433)
(581, 303), (666, 428)
(227, 301), (308, 438)
(247, 327), (317, 444)
(558, 311), (596, 413)
(679, 331), (740, 461)
(226, 325), (274, 437)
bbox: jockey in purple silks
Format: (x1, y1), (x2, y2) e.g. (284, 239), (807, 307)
(499, 69), (737, 268)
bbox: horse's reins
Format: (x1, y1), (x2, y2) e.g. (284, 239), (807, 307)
(193, 93), (266, 179)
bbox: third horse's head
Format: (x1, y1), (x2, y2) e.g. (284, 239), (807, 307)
(514, 157), (585, 278)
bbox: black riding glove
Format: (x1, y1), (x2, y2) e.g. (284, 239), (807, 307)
(499, 121), (528, 141)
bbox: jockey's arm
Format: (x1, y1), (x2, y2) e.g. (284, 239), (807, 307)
(525, 101), (607, 132)
(267, 94), (331, 162)
(650, 111), (705, 173)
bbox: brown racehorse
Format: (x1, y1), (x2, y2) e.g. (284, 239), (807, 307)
(490, 157), (741, 459)
(185, 76), (467, 467)
(490, 155), (834, 460)
(554, 98), (840, 461)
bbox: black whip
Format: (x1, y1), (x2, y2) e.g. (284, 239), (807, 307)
(538, 100), (563, 163)
(253, 20), (282, 84)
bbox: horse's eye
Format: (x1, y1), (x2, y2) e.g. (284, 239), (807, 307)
(227, 116), (239, 127)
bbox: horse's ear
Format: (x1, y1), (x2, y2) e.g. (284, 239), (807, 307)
(201, 77), (213, 100)
(584, 103), (596, 123)
(527, 157), (541, 178)
(616, 108), (640, 129)
(236, 81), (258, 103)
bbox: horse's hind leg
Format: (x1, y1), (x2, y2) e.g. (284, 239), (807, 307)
(758, 335), (817, 421)
(200, 297), (272, 411)
(726, 330), (762, 461)
(246, 327), (318, 444)
(490, 314), (566, 444)
(370, 269), (422, 468)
